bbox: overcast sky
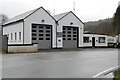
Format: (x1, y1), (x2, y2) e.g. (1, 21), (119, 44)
(0, 0), (120, 22)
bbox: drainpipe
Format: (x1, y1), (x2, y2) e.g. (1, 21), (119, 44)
(56, 21), (58, 48)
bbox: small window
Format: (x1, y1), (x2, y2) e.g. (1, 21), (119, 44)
(99, 37), (105, 43)
(32, 34), (37, 36)
(19, 32), (21, 40)
(46, 27), (50, 29)
(73, 32), (77, 34)
(39, 30), (43, 32)
(63, 38), (66, 40)
(73, 38), (77, 40)
(68, 28), (71, 30)
(46, 30), (50, 33)
(39, 38), (43, 40)
(11, 33), (13, 40)
(32, 37), (37, 40)
(68, 35), (71, 37)
(15, 33), (17, 40)
(46, 38), (50, 40)
(39, 26), (43, 29)
(67, 38), (71, 40)
(39, 34), (43, 36)
(63, 31), (65, 33)
(83, 37), (89, 43)
(73, 28), (77, 31)
(32, 25), (36, 28)
(63, 35), (66, 37)
(32, 30), (36, 32)
(63, 28), (66, 30)
(67, 31), (71, 34)
(73, 35), (77, 37)
(46, 34), (50, 36)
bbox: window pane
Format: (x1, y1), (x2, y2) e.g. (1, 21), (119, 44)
(39, 34), (43, 36)
(99, 37), (105, 43)
(19, 32), (21, 40)
(32, 30), (36, 32)
(83, 37), (89, 43)
(11, 33), (13, 40)
(46, 38), (50, 40)
(15, 33), (17, 40)
(32, 37), (37, 40)
(39, 38), (43, 40)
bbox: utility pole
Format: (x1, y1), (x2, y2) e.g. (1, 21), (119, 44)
(73, 1), (75, 13)
(54, 0), (56, 15)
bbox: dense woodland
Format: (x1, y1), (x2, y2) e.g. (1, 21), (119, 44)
(84, 18), (116, 36)
(84, 5), (120, 36)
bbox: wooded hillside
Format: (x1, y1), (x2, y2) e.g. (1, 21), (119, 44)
(84, 18), (117, 36)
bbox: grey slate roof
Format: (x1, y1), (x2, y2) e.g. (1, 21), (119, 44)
(3, 8), (38, 25)
(53, 11), (70, 21)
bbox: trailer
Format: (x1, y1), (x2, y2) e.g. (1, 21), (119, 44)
(83, 33), (108, 47)
(107, 36), (118, 47)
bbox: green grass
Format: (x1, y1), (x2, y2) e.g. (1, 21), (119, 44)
(114, 70), (120, 80)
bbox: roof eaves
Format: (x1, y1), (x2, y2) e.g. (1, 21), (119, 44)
(3, 19), (23, 27)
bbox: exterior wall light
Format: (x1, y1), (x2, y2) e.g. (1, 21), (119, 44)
(41, 20), (45, 23)
(70, 22), (73, 25)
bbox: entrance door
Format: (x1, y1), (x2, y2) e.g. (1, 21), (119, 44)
(92, 37), (95, 47)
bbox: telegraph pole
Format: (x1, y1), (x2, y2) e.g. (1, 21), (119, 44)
(54, 0), (56, 15)
(73, 1), (75, 13)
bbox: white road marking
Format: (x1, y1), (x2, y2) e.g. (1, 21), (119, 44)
(93, 66), (119, 78)
(45, 58), (73, 62)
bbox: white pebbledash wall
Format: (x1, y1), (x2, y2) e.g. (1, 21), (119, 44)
(94, 34), (108, 47)
(83, 34), (93, 47)
(56, 12), (84, 48)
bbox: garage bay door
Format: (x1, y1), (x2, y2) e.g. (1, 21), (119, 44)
(32, 24), (52, 49)
(63, 26), (78, 48)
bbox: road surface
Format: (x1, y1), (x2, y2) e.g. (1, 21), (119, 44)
(2, 48), (119, 78)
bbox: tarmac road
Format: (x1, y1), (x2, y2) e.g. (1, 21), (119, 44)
(2, 48), (119, 78)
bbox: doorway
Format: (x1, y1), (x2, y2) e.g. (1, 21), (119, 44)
(92, 37), (95, 47)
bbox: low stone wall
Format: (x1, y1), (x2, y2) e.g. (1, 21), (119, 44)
(8, 44), (38, 53)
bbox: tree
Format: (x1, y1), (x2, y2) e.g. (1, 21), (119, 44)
(0, 14), (9, 35)
(113, 5), (120, 34)
(0, 14), (9, 25)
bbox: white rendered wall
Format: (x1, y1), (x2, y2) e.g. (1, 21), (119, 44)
(83, 34), (93, 47)
(3, 21), (23, 44)
(94, 34), (108, 47)
(24, 8), (56, 48)
(57, 12), (84, 48)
